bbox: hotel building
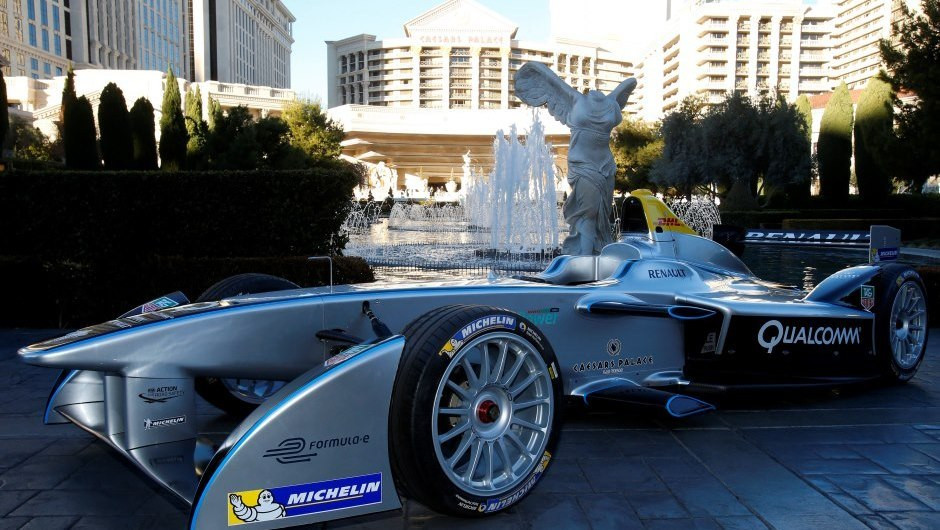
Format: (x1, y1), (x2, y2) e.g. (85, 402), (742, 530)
(325, 0), (634, 183)
(830, 0), (921, 89)
(635, 0), (835, 121)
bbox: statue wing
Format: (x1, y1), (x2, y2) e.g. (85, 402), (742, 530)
(514, 62), (580, 125)
(608, 77), (638, 109)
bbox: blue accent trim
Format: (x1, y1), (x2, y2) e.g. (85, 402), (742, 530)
(666, 306), (717, 320)
(188, 335), (404, 529)
(26, 285), (556, 356)
(43, 369), (78, 423)
(664, 395), (715, 418)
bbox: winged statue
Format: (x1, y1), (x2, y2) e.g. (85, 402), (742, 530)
(515, 62), (637, 255)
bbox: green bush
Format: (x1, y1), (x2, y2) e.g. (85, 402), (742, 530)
(0, 255), (374, 328)
(0, 164), (359, 260)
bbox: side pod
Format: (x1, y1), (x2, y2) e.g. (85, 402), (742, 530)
(189, 336), (405, 529)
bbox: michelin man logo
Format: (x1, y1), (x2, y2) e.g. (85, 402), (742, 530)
(229, 489), (285, 523)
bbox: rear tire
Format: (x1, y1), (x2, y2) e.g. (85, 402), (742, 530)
(390, 305), (562, 516)
(194, 273), (299, 416)
(872, 265), (929, 382)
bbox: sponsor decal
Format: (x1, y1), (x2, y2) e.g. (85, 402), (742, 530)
(701, 332), (717, 354)
(149, 455), (184, 466)
(227, 473), (382, 525)
(263, 435), (371, 464)
(525, 307), (559, 326)
(647, 268), (688, 279)
(607, 338), (622, 356)
(657, 217), (683, 227)
(518, 321), (544, 347)
(325, 344), (370, 368)
(860, 285), (875, 312)
(138, 385), (183, 404)
(548, 362), (558, 380)
(745, 230), (869, 245)
(140, 296), (180, 313)
(144, 415), (186, 430)
(572, 356), (654, 374)
(439, 315), (517, 358)
(874, 247), (899, 262)
(757, 320), (862, 354)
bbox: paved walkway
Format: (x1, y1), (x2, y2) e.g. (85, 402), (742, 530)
(1, 329), (939, 529)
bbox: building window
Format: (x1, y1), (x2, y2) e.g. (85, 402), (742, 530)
(40, 0), (48, 26)
(52, 6), (59, 31)
(27, 0), (35, 21)
(55, 66), (62, 75)
(28, 24), (37, 46)
(42, 29), (49, 51)
(43, 62), (51, 75)
(54, 35), (61, 55)
(30, 57), (39, 70)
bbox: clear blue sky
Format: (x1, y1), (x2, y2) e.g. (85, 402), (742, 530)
(282, 0), (551, 102)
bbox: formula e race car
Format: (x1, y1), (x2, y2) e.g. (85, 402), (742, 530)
(19, 190), (929, 529)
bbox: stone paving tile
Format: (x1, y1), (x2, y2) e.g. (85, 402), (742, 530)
(713, 515), (769, 530)
(881, 511), (940, 530)
(0, 517), (30, 530)
(805, 477), (874, 516)
(16, 516), (79, 529)
(0, 439), (52, 471)
(855, 514), (900, 530)
(513, 491), (591, 529)
(658, 475), (752, 517)
(0, 454), (84, 490)
(575, 493), (644, 530)
(577, 457), (667, 493)
(826, 475), (929, 512)
(880, 476), (940, 510)
(743, 425), (936, 447)
(535, 460), (591, 494)
(848, 444), (940, 475)
(9, 488), (149, 517)
(626, 491), (688, 520)
(675, 430), (868, 529)
(0, 490), (39, 518)
(642, 517), (721, 529)
(71, 515), (190, 530)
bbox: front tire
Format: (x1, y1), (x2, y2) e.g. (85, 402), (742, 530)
(873, 265), (929, 382)
(194, 273), (300, 416)
(390, 305), (562, 516)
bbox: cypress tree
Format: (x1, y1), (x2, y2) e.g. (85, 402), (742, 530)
(854, 78), (894, 203)
(159, 68), (188, 170)
(65, 96), (99, 169)
(184, 86), (207, 165)
(207, 96), (223, 131)
(97, 82), (133, 170)
(129, 97), (158, 170)
(795, 94), (813, 142)
(61, 66), (82, 167)
(817, 82), (854, 205)
(0, 68), (8, 156)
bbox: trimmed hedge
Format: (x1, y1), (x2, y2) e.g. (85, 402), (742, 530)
(0, 255), (374, 328)
(782, 218), (940, 240)
(0, 164), (359, 260)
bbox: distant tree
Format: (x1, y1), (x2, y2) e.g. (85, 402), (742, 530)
(207, 96), (223, 131)
(97, 82), (133, 170)
(817, 82), (854, 205)
(61, 66), (84, 167)
(795, 94), (813, 142)
(854, 78), (894, 202)
(700, 91), (764, 198)
(61, 65), (77, 116)
(205, 106), (259, 169)
(611, 118), (663, 193)
(650, 96), (707, 199)
(4, 116), (53, 160)
(282, 98), (344, 161)
(65, 96), (99, 169)
(763, 95), (813, 204)
(0, 68), (8, 156)
(129, 97), (158, 170)
(184, 86), (208, 167)
(880, 0), (940, 191)
(159, 68), (188, 170)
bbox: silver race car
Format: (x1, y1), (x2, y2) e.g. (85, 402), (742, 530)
(19, 190), (930, 529)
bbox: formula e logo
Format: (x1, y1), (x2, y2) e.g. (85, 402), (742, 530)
(757, 320), (862, 353)
(264, 435), (371, 464)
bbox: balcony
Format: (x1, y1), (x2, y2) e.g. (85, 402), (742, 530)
(419, 60), (441, 66)
(800, 38), (827, 48)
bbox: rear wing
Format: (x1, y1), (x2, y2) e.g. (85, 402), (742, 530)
(869, 225), (900, 264)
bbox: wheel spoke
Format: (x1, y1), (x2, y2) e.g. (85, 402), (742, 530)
(446, 380), (471, 402)
(493, 340), (509, 383)
(439, 420), (470, 443)
(512, 416), (544, 432)
(514, 398), (549, 411)
(497, 438), (513, 477)
(510, 371), (542, 397)
(484, 441), (495, 486)
(506, 429), (529, 455)
(460, 357), (480, 390)
(501, 353), (526, 386)
(446, 433), (475, 468)
(463, 438), (484, 482)
(481, 344), (491, 384)
(439, 407), (469, 416)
